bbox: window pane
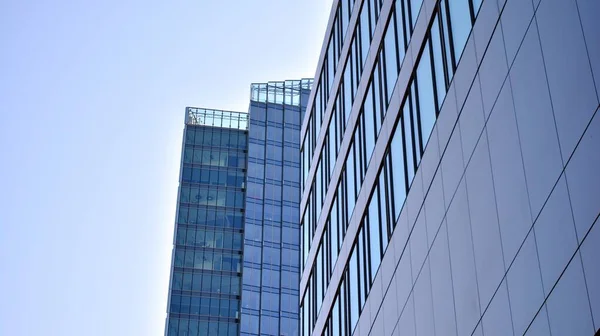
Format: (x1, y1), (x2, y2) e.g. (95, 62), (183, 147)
(431, 16), (447, 107)
(367, 187), (382, 283)
(403, 103), (415, 184)
(363, 84), (376, 163)
(349, 247), (360, 331)
(416, 41), (437, 149)
(447, 0), (471, 62)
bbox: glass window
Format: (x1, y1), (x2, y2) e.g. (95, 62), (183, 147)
(172, 271), (183, 290)
(267, 106), (283, 123)
(265, 164), (282, 180)
(446, 0), (471, 62)
(262, 291), (280, 312)
(343, 61), (353, 125)
(228, 131), (238, 149)
(202, 130), (213, 146)
(367, 187), (382, 284)
(262, 269), (279, 288)
(252, 106), (266, 121)
(357, 228), (368, 309)
(249, 143), (264, 160)
(238, 132), (247, 149)
(431, 16), (447, 108)
(348, 246), (359, 331)
(403, 102), (415, 184)
(369, 0), (378, 38)
(263, 246), (281, 266)
(250, 124), (265, 141)
(383, 21), (398, 103)
(360, 3), (371, 65)
(410, 0), (423, 28)
(186, 128), (196, 145)
(373, 63), (384, 133)
(330, 203), (339, 270)
(472, 0), (482, 16)
(346, 148), (357, 216)
(378, 174), (390, 252)
(316, 244), (324, 312)
(416, 41), (437, 149)
(242, 290), (260, 310)
(267, 125), (283, 142)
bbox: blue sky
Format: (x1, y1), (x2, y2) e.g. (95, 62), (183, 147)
(0, 1), (331, 334)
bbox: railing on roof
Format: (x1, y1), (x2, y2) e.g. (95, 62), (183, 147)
(186, 107), (248, 130)
(250, 78), (313, 106)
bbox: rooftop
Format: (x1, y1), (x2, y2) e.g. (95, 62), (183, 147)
(250, 78), (313, 106)
(185, 107), (248, 130)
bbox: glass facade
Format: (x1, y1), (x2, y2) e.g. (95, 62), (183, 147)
(167, 120), (248, 336)
(301, 0), (600, 336)
(167, 80), (311, 336)
(240, 82), (311, 336)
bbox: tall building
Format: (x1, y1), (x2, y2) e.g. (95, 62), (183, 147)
(166, 108), (249, 336)
(299, 0), (600, 336)
(166, 80), (312, 336)
(240, 80), (311, 336)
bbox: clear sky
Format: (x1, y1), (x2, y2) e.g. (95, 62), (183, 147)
(0, 1), (331, 335)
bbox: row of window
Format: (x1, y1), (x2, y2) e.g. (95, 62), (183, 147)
(173, 249), (243, 273)
(183, 146), (247, 169)
(177, 206), (244, 228)
(171, 271), (241, 296)
(249, 102), (303, 126)
(317, 157), (395, 336)
(248, 121), (299, 144)
(244, 222), (298, 244)
(302, 0), (480, 289)
(242, 267), (300, 292)
(247, 181), (300, 204)
(241, 289), (298, 313)
(301, 0), (484, 334)
(248, 161), (296, 182)
(170, 294), (239, 318)
(248, 142), (301, 166)
(301, 0), (427, 259)
(245, 200), (298, 225)
(181, 166), (246, 189)
(240, 314), (298, 336)
(302, 0), (379, 192)
(179, 185), (245, 209)
(175, 227), (243, 251)
(243, 245), (298, 268)
(166, 319), (238, 336)
(185, 126), (248, 150)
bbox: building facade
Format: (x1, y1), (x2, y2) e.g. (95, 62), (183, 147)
(240, 80), (311, 336)
(166, 80), (312, 336)
(166, 108), (249, 336)
(300, 0), (600, 335)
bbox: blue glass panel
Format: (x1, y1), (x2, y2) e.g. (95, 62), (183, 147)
(447, 0), (471, 62)
(416, 41), (436, 150)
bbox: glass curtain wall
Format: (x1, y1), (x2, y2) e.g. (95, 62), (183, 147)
(167, 124), (248, 336)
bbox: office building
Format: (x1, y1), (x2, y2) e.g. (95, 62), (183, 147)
(166, 108), (248, 336)
(299, 0), (600, 335)
(166, 80), (312, 336)
(240, 79), (311, 336)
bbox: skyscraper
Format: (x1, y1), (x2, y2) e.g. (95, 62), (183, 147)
(300, 0), (600, 335)
(166, 108), (249, 336)
(165, 79), (312, 336)
(240, 80), (311, 336)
